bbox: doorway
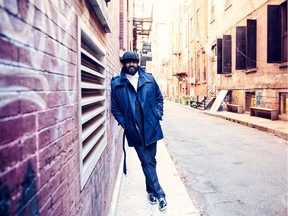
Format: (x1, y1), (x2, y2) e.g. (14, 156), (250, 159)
(279, 92), (288, 120)
(245, 92), (256, 112)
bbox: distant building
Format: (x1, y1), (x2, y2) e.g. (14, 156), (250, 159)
(167, 0), (287, 120)
(0, 0), (133, 215)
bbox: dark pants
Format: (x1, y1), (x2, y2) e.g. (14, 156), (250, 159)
(134, 142), (166, 199)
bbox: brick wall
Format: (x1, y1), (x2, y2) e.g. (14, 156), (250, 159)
(204, 0), (287, 111)
(0, 0), (126, 215)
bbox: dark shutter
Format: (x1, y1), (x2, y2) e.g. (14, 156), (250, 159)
(223, 35), (232, 73)
(217, 38), (223, 74)
(267, 5), (281, 63)
(236, 26), (246, 70)
(246, 19), (257, 68)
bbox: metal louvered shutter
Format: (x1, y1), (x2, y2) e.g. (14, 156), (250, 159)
(80, 30), (107, 188)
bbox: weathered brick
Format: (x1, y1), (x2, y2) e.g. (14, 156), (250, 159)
(51, 199), (63, 216)
(16, 194), (40, 216)
(67, 158), (80, 187)
(49, 156), (63, 179)
(39, 155), (61, 189)
(20, 98), (41, 114)
(67, 62), (77, 77)
(46, 91), (68, 108)
(18, 45), (33, 68)
(1, 157), (38, 215)
(38, 127), (50, 149)
(46, 1), (59, 24)
(51, 178), (69, 206)
(39, 141), (60, 169)
(60, 152), (76, 182)
(45, 36), (57, 57)
(39, 197), (52, 216)
(18, 0), (29, 20)
(0, 142), (21, 172)
(38, 124), (59, 149)
(21, 135), (37, 160)
(39, 166), (50, 188)
(0, 37), (19, 63)
(0, 73), (41, 92)
(48, 171), (61, 194)
(32, 28), (45, 53)
(1, 0), (18, 15)
(0, 94), (20, 118)
(1, 0), (128, 215)
(0, 114), (36, 145)
(38, 108), (59, 130)
(0, 8), (32, 46)
(62, 181), (76, 214)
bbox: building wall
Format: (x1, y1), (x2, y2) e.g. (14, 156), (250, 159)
(209, 0), (287, 114)
(0, 0), (132, 215)
(170, 0), (209, 100)
(119, 0), (134, 52)
(167, 0), (287, 118)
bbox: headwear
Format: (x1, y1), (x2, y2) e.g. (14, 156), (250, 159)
(120, 50), (139, 64)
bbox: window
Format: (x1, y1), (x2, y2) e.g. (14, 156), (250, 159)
(235, 19), (257, 70)
(236, 26), (246, 69)
(267, 2), (287, 63)
(196, 54), (200, 81)
(217, 35), (232, 74)
(222, 35), (232, 73)
(202, 52), (206, 81)
(216, 38), (222, 74)
(79, 29), (107, 188)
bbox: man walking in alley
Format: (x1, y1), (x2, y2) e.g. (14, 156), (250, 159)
(111, 50), (167, 211)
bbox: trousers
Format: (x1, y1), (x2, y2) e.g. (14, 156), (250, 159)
(134, 142), (166, 199)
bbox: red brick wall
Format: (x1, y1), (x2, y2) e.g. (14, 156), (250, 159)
(0, 0), (124, 215)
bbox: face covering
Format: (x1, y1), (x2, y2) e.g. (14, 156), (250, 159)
(125, 65), (138, 76)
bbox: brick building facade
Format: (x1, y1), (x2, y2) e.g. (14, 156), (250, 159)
(164, 0), (287, 119)
(0, 0), (133, 215)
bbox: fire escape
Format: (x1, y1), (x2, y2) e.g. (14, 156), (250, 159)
(133, 1), (153, 68)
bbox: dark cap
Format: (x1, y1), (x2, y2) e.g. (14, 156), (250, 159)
(120, 51), (139, 63)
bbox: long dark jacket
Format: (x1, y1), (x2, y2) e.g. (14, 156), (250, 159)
(111, 66), (164, 147)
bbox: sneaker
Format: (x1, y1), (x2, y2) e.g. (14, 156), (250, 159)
(147, 193), (157, 205)
(158, 197), (167, 211)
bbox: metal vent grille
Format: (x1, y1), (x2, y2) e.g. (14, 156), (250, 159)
(80, 30), (106, 188)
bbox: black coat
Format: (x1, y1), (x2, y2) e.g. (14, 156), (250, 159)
(111, 67), (164, 147)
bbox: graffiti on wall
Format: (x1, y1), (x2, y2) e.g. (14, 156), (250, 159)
(256, 90), (264, 106)
(0, 0), (78, 214)
(0, 0), (78, 111)
(17, 162), (39, 216)
(0, 162), (39, 216)
(0, 183), (10, 215)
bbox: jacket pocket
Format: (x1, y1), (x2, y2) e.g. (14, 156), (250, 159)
(152, 107), (162, 121)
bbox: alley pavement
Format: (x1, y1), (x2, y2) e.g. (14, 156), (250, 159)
(109, 101), (287, 216)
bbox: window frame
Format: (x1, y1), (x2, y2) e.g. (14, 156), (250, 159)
(267, 5), (281, 63)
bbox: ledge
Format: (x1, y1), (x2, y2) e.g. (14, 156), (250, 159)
(279, 62), (288, 69)
(244, 68), (257, 74)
